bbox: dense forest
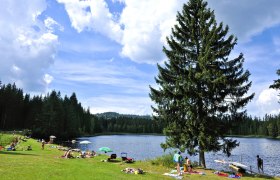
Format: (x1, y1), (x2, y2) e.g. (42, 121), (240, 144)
(0, 82), (162, 139)
(228, 114), (280, 138)
(0, 82), (279, 139)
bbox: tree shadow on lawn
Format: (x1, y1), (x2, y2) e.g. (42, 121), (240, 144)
(101, 159), (122, 163)
(0, 151), (38, 156)
(108, 159), (122, 163)
(244, 173), (275, 179)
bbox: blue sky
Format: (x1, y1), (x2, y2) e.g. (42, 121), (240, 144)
(0, 0), (280, 117)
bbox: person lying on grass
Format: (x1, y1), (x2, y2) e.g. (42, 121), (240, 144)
(61, 149), (74, 158)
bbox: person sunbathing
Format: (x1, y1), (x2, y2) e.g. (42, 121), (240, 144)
(9, 142), (16, 151)
(79, 151), (86, 158)
(27, 145), (32, 151)
(91, 150), (96, 156)
(184, 156), (193, 173)
(62, 149), (73, 158)
(85, 151), (94, 158)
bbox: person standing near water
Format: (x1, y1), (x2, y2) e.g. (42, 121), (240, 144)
(173, 152), (183, 175)
(256, 155), (263, 173)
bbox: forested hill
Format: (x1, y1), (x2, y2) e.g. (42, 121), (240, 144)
(95, 112), (151, 119)
(91, 113), (161, 134)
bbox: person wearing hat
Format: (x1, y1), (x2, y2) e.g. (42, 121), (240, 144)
(256, 155), (263, 173)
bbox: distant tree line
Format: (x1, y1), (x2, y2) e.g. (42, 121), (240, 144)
(0, 82), (162, 139)
(92, 116), (163, 134)
(228, 114), (280, 138)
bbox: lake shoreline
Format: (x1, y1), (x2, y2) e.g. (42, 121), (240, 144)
(80, 132), (280, 140)
(79, 132), (164, 138)
(74, 134), (280, 177)
(1, 133), (279, 179)
(226, 134), (280, 140)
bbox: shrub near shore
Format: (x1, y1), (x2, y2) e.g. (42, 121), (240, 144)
(0, 134), (279, 180)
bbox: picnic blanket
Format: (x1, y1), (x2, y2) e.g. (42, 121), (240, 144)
(163, 169), (205, 179)
(214, 171), (241, 178)
(122, 168), (144, 174)
(163, 173), (183, 179)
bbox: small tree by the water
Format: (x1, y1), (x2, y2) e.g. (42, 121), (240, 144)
(150, 0), (254, 168)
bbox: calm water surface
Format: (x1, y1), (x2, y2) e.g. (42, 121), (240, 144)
(73, 135), (280, 177)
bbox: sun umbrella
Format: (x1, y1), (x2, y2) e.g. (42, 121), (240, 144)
(79, 140), (92, 151)
(50, 135), (56, 138)
(99, 147), (113, 153)
(79, 140), (91, 144)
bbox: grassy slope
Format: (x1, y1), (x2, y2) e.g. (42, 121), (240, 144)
(0, 134), (279, 180)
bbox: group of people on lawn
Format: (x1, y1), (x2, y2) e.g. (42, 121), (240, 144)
(173, 152), (193, 175)
(174, 151), (265, 176)
(39, 138), (96, 159)
(61, 149), (96, 159)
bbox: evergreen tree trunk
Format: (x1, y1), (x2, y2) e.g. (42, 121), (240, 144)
(199, 150), (206, 168)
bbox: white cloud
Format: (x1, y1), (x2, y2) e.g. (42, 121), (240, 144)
(255, 88), (280, 116)
(119, 0), (185, 64)
(57, 0), (184, 63)
(56, 0), (92, 32)
(44, 74), (54, 85)
(119, 0), (280, 63)
(57, 0), (123, 42)
(59, 0), (280, 64)
(257, 89), (278, 104)
(0, 0), (59, 92)
(207, 0), (280, 43)
(44, 17), (64, 32)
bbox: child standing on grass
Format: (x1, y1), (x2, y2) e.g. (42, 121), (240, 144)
(41, 139), (45, 150)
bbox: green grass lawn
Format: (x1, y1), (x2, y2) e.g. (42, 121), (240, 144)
(0, 134), (279, 180)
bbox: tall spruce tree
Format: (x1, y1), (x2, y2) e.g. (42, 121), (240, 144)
(150, 0), (254, 168)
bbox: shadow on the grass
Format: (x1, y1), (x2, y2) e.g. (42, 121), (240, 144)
(0, 151), (38, 156)
(244, 173), (275, 179)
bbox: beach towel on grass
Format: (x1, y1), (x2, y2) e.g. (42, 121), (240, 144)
(163, 173), (183, 179)
(184, 171), (206, 175)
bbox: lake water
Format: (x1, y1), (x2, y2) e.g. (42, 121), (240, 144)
(72, 135), (280, 177)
